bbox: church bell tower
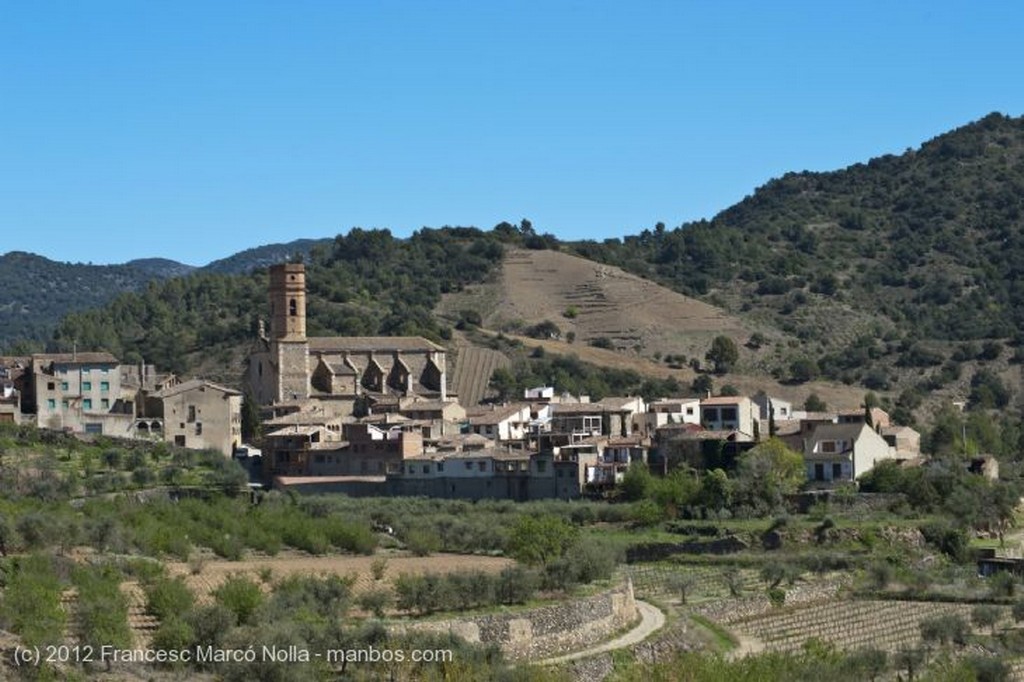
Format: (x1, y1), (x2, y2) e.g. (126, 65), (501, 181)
(268, 263), (309, 401)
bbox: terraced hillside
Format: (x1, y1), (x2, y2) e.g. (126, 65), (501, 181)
(440, 249), (782, 372)
(449, 344), (511, 406)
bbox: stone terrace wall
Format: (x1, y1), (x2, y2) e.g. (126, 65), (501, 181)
(396, 580), (638, 660)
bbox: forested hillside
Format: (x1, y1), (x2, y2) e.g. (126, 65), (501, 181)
(567, 113), (1024, 401)
(51, 228), (506, 376)
(0, 252), (166, 350)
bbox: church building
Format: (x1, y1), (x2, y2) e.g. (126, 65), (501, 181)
(246, 263), (448, 417)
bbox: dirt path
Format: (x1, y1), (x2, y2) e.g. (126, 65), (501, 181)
(538, 600), (665, 665)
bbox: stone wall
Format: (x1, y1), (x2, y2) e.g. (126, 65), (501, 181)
(395, 580), (638, 660)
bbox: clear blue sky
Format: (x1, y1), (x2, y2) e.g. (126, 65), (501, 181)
(2, 1), (1021, 265)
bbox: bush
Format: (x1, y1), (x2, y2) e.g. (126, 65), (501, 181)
(357, 589), (393, 618)
(0, 554), (66, 647)
(74, 564), (132, 652)
(214, 574), (264, 626)
(145, 576), (195, 621)
(405, 527), (441, 556)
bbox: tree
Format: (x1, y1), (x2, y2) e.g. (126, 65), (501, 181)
(620, 462), (653, 501)
(667, 572), (697, 605)
(804, 393), (827, 412)
(507, 515), (578, 566)
(735, 438), (806, 512)
(691, 374), (714, 397)
(971, 604), (1002, 636)
(240, 390), (262, 442)
(706, 336), (739, 374)
(789, 357), (819, 383)
(488, 367), (517, 402)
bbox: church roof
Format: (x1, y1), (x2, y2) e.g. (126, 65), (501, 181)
(308, 336), (444, 353)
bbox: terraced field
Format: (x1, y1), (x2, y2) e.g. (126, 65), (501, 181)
(731, 600), (987, 653)
(449, 345), (510, 406)
(626, 563), (761, 603)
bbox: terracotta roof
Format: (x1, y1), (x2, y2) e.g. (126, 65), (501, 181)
(808, 422), (868, 442)
(700, 396), (749, 406)
(399, 398), (461, 412)
(595, 396), (643, 410)
(551, 402), (604, 415)
(33, 352), (119, 365)
(265, 425), (325, 438)
(151, 379), (241, 399)
(466, 403), (529, 425)
(308, 336), (444, 353)
(264, 410), (342, 427)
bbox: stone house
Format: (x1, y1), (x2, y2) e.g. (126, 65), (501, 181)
(150, 379), (242, 456)
(466, 403), (533, 442)
(27, 352), (136, 436)
(699, 396), (757, 440)
(803, 422), (894, 485)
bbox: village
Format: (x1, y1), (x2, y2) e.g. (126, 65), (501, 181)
(0, 262), (945, 502)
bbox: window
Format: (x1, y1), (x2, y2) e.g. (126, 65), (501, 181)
(46, 399), (56, 409)
(832, 463), (842, 479)
(82, 381), (92, 391)
(195, 423), (203, 435)
(61, 382), (68, 391)
(101, 399), (109, 409)
(536, 460), (547, 473)
(47, 382), (55, 391)
(721, 407), (738, 421)
(465, 461), (473, 470)
(686, 407), (694, 415)
(289, 298), (297, 316)
(174, 435), (186, 446)
(437, 462), (444, 472)
(100, 381), (109, 392)
(814, 463), (825, 481)
(83, 399), (92, 410)
(422, 465), (429, 474)
(821, 441), (836, 454)
(478, 461), (488, 472)
(61, 400), (69, 409)
(187, 406), (196, 422)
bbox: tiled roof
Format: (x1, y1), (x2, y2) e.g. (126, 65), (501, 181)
(808, 422), (867, 442)
(308, 336), (444, 353)
(151, 378), (241, 399)
(33, 352), (119, 365)
(700, 396), (749, 406)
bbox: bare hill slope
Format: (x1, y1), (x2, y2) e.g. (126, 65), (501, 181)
(441, 248), (768, 362)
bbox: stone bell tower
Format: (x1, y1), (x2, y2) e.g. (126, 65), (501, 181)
(268, 263), (309, 401)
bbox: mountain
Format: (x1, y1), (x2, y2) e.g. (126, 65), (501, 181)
(0, 239), (333, 351)
(125, 258), (198, 278)
(201, 238), (333, 275)
(0, 252), (167, 350)
(568, 112), (1024, 410)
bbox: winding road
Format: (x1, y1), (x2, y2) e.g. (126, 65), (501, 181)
(538, 600), (666, 665)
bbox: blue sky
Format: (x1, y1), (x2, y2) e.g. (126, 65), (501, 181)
(2, 1), (1021, 265)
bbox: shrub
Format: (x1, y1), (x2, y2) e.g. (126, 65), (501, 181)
(145, 576), (195, 621)
(405, 527), (441, 556)
(74, 565), (132, 652)
(0, 554), (66, 647)
(214, 574), (264, 626)
(357, 589), (393, 618)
